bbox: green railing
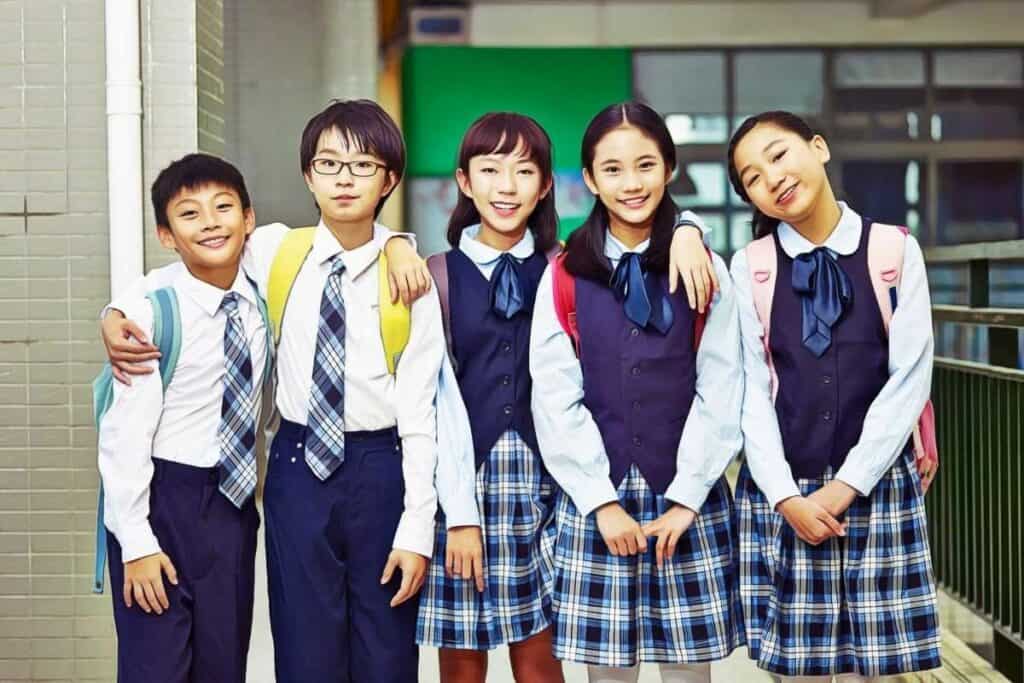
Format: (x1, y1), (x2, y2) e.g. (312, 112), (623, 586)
(925, 239), (1024, 683)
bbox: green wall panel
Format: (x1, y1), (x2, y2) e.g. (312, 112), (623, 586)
(403, 46), (632, 177)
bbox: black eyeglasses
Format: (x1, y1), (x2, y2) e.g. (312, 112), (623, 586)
(311, 158), (386, 177)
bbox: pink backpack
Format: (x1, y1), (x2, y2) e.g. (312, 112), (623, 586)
(745, 223), (938, 493)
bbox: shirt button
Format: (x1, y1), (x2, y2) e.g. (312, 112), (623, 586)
(503, 404), (513, 416)
(501, 342), (512, 353)
(296, 442), (303, 448)
(631, 367), (640, 377)
(823, 375), (832, 385)
(632, 436), (642, 446)
(632, 401), (641, 409)
(290, 456), (297, 463)
(502, 375), (511, 386)
(823, 411), (833, 422)
(630, 328), (640, 337)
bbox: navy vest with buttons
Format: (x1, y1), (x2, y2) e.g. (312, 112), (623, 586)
(448, 248), (547, 467)
(576, 274), (697, 494)
(770, 218), (890, 478)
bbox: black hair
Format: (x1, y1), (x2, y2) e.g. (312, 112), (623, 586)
(727, 110), (816, 239)
(447, 112), (559, 253)
(299, 99), (406, 217)
(151, 153), (251, 229)
(563, 101), (679, 283)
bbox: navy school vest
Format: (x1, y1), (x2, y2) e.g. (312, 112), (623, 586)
(576, 273), (698, 494)
(447, 248), (547, 467)
(769, 218), (890, 478)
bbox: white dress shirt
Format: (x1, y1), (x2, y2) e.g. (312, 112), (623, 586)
(729, 202), (934, 508)
(108, 221), (444, 557)
(98, 268), (268, 562)
(529, 229), (744, 517)
(433, 225), (537, 529)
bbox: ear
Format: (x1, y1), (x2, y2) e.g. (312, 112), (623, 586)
(455, 167), (474, 199)
(539, 174), (553, 201)
(303, 170), (316, 194)
(582, 167), (599, 196)
(156, 224), (177, 251)
(810, 134), (831, 164)
(381, 169), (399, 197)
(243, 207), (256, 236)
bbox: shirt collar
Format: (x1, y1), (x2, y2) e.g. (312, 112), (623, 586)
(776, 201), (862, 258)
(604, 229), (650, 262)
(458, 224), (536, 265)
(310, 218), (384, 280)
(175, 266), (258, 318)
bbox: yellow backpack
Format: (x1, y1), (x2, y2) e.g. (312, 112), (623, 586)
(266, 227), (410, 374)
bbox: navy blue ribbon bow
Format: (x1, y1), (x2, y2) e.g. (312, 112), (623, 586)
(609, 253), (674, 334)
(791, 247), (853, 357)
(489, 253), (528, 319)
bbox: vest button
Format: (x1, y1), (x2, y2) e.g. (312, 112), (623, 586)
(823, 410), (833, 421)
(502, 375), (511, 386)
(501, 341), (512, 353)
(503, 404), (513, 415)
(631, 366), (640, 376)
(823, 375), (832, 385)
(632, 436), (642, 446)
(630, 328), (640, 337)
(632, 401), (641, 409)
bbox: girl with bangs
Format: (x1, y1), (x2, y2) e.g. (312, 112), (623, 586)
(530, 102), (744, 682)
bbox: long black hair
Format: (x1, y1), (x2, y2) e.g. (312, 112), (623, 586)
(727, 110), (816, 239)
(446, 112), (559, 253)
(563, 102), (679, 283)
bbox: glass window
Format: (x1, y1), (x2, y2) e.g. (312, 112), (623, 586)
(734, 51), (824, 118)
(832, 51), (926, 141)
(933, 50), (1024, 140)
(697, 212), (728, 253)
(934, 50), (1023, 87)
(635, 52), (728, 143)
(937, 161), (1023, 244)
(834, 51), (926, 87)
(730, 212), (754, 253)
(840, 160), (925, 237)
(669, 162), (726, 208)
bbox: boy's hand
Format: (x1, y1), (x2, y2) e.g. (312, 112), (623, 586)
(101, 310), (160, 385)
(668, 224), (718, 313)
(445, 525), (485, 592)
(807, 480), (858, 519)
(123, 552), (178, 614)
(777, 496), (847, 546)
(380, 548), (428, 607)
(595, 502), (648, 557)
(383, 236), (431, 306)
(641, 504), (697, 569)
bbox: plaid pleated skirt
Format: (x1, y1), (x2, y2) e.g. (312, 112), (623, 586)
(550, 464), (743, 667)
(735, 448), (942, 677)
(417, 429), (559, 650)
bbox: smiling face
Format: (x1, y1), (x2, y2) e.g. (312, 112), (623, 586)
(456, 137), (551, 244)
(303, 126), (398, 227)
(732, 121), (832, 227)
(157, 182), (254, 282)
(583, 124), (671, 234)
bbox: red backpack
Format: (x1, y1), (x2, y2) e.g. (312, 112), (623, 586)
(744, 223), (939, 492)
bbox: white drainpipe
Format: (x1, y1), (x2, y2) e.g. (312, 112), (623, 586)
(105, 0), (144, 296)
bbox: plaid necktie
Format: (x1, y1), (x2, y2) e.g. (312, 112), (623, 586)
(217, 292), (258, 507)
(305, 255), (347, 480)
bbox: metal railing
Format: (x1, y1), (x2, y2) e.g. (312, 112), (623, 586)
(924, 239), (1024, 682)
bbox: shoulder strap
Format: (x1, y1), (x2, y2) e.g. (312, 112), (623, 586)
(267, 227), (316, 344)
(866, 222), (908, 335)
(692, 246), (715, 352)
(426, 252), (454, 369)
(93, 287), (181, 594)
(544, 241), (563, 263)
(551, 253), (579, 355)
(745, 235), (779, 401)
(377, 250), (411, 375)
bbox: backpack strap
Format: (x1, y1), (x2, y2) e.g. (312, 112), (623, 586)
(745, 235), (780, 402)
(267, 227), (316, 345)
(551, 253), (579, 355)
(544, 241), (563, 263)
(93, 287), (181, 594)
(426, 252), (454, 370)
(866, 222), (908, 335)
(377, 250), (411, 375)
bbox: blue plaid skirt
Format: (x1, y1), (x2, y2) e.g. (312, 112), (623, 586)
(735, 448), (942, 677)
(551, 465), (743, 667)
(417, 430), (559, 650)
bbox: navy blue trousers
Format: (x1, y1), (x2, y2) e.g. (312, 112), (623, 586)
(264, 420), (420, 683)
(107, 457), (259, 683)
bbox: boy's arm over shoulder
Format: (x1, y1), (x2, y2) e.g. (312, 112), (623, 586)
(243, 222), (292, 298)
(391, 286), (445, 557)
(97, 296), (165, 562)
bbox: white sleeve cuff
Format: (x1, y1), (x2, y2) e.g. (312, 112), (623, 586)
(665, 475), (712, 513)
(116, 522), (161, 563)
(764, 477), (802, 511)
(573, 481), (620, 519)
(392, 513), (436, 558)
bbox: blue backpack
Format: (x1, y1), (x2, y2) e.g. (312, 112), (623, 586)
(91, 286), (271, 593)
